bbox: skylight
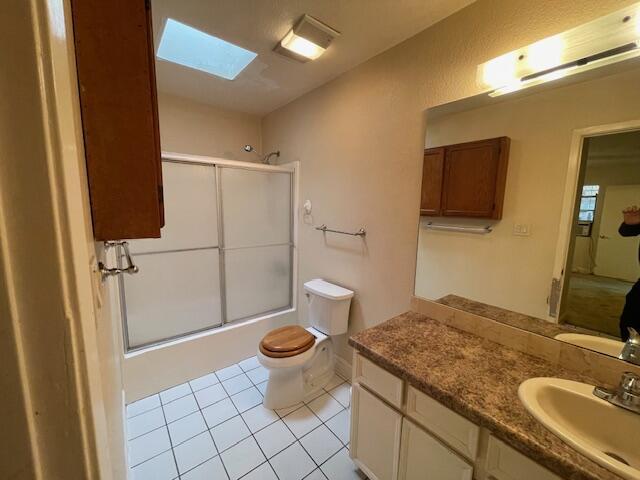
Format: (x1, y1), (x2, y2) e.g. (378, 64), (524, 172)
(157, 19), (257, 80)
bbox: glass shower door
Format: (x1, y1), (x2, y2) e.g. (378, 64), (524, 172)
(119, 159), (294, 351)
(122, 161), (223, 349)
(220, 167), (293, 322)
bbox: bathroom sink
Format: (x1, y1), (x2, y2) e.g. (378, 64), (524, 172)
(554, 333), (624, 357)
(518, 377), (640, 479)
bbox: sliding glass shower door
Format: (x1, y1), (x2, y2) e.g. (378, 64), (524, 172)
(120, 158), (294, 351)
(220, 167), (292, 322)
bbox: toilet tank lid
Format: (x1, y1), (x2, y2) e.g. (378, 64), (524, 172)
(304, 279), (354, 300)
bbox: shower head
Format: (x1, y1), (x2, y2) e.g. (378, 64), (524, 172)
(242, 145), (281, 165)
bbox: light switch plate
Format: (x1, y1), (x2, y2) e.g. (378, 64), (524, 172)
(513, 223), (531, 236)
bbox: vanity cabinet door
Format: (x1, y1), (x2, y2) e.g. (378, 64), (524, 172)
(350, 384), (402, 480)
(399, 418), (473, 480)
(440, 137), (509, 219)
(420, 148), (445, 215)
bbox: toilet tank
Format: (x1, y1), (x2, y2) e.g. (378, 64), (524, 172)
(304, 279), (354, 335)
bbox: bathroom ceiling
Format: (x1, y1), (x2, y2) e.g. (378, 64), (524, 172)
(587, 130), (640, 166)
(151, 0), (475, 116)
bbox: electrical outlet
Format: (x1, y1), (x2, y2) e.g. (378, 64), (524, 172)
(513, 223), (531, 236)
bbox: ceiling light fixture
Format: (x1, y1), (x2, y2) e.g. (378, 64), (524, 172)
(478, 2), (640, 96)
(275, 14), (340, 62)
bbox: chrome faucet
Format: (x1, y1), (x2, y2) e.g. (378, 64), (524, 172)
(619, 327), (640, 365)
(593, 372), (640, 414)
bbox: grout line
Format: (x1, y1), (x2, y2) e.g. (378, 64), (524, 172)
(128, 422), (168, 443)
(274, 407), (324, 474)
(159, 396), (181, 477)
(300, 422), (345, 464)
(219, 372), (281, 480)
(235, 460), (276, 480)
(129, 446), (175, 470)
(322, 407), (350, 447)
(186, 381), (232, 480)
(126, 397), (162, 419)
(303, 466), (329, 480)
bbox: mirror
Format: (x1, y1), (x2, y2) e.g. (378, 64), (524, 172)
(415, 59), (640, 361)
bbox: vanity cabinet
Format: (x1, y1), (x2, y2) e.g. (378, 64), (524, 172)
(70, 0), (164, 240)
(350, 352), (562, 480)
(420, 137), (510, 220)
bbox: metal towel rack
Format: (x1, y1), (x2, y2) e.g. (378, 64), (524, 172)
(315, 224), (366, 237)
(425, 222), (492, 234)
(98, 241), (139, 279)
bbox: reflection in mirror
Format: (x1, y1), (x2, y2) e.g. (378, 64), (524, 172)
(415, 61), (640, 362)
(563, 131), (640, 342)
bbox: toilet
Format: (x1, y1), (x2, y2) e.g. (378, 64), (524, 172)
(257, 279), (354, 409)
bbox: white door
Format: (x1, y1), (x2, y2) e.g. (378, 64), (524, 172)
(594, 185), (640, 282)
(398, 419), (473, 480)
(350, 384), (402, 480)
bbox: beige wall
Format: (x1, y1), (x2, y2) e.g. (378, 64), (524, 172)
(0, 1), (90, 477)
(0, 0), (129, 477)
(261, 0), (636, 363)
(158, 92), (262, 160)
(417, 69), (640, 320)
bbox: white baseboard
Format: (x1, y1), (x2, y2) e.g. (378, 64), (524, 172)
(334, 354), (352, 381)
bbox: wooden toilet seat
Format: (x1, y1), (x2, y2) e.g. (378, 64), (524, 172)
(259, 325), (316, 358)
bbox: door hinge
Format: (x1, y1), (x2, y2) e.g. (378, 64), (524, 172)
(548, 277), (561, 318)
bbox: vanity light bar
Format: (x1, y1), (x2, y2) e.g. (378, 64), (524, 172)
(478, 2), (640, 96)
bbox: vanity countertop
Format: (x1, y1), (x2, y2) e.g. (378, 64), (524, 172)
(348, 311), (623, 480)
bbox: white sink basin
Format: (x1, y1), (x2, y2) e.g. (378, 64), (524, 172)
(519, 377), (640, 479)
(554, 333), (624, 357)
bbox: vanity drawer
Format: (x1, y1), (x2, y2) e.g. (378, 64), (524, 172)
(405, 386), (480, 460)
(353, 352), (404, 408)
(486, 436), (561, 480)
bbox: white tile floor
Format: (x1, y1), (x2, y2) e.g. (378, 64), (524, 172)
(126, 356), (366, 480)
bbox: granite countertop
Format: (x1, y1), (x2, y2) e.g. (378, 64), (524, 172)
(348, 311), (623, 480)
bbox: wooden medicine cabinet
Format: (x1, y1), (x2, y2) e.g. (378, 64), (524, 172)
(420, 137), (510, 220)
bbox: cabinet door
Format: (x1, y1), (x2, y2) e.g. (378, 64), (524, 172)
(70, 0), (164, 240)
(399, 419), (473, 480)
(485, 435), (561, 480)
(441, 137), (509, 219)
(420, 148), (445, 216)
(350, 384), (402, 480)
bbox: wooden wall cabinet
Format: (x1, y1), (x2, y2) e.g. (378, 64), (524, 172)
(70, 0), (164, 241)
(420, 137), (510, 220)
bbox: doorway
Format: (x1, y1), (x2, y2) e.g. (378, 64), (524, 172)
(560, 130), (640, 337)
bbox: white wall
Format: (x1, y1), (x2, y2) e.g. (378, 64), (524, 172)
(415, 69), (640, 321)
(158, 92), (262, 160)
(573, 161), (640, 273)
(261, 0), (637, 363)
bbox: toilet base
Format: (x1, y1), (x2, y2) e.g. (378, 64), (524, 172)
(261, 338), (335, 410)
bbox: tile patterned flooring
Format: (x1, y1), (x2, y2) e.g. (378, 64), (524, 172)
(126, 356), (365, 480)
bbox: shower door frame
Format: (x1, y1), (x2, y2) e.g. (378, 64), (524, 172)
(119, 151), (298, 353)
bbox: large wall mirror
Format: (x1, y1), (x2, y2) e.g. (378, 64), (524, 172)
(415, 60), (640, 362)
